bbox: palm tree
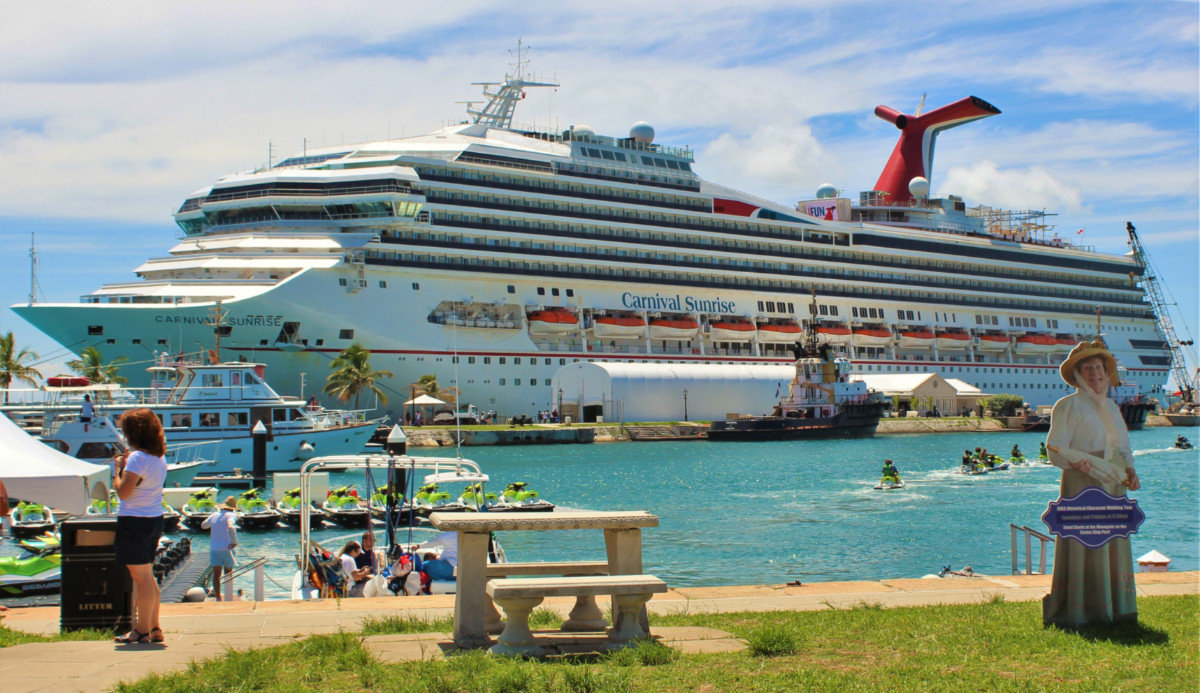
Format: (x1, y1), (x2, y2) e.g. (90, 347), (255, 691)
(0, 332), (42, 403)
(67, 346), (129, 386)
(405, 374), (460, 405)
(324, 345), (394, 410)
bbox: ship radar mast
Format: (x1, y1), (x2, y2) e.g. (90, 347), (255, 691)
(467, 39), (559, 129)
(1126, 221), (1197, 403)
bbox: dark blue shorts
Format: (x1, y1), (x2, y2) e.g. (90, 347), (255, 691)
(114, 515), (164, 566)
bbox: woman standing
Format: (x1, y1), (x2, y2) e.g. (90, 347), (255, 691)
(1044, 341), (1140, 628)
(113, 409), (168, 644)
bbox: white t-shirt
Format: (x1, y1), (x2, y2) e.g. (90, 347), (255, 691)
(341, 554), (358, 581)
(117, 450), (167, 517)
(202, 508), (238, 550)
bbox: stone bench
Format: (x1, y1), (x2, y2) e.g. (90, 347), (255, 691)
(484, 561), (611, 633)
(486, 574), (667, 656)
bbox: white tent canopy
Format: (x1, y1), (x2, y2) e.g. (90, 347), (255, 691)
(0, 412), (110, 514)
(402, 394), (447, 406)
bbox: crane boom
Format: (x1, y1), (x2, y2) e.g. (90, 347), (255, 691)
(1126, 222), (1194, 402)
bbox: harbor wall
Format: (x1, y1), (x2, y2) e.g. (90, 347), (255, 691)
(399, 415), (1172, 447)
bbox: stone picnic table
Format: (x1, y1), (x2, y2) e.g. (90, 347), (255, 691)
(428, 509), (659, 648)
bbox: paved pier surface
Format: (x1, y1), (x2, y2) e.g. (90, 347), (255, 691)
(1, 571), (1196, 692)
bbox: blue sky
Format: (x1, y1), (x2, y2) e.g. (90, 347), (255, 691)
(1, 1), (1197, 384)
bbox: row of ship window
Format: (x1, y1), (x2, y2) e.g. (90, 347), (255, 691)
(406, 217), (1141, 307)
(423, 168), (1133, 286)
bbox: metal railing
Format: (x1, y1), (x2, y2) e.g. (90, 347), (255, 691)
(1010, 523), (1052, 575)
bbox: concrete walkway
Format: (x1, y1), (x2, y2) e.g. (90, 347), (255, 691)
(2, 571), (1196, 693)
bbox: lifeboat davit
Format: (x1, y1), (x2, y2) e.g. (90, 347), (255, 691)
(814, 325), (852, 345)
(851, 326), (893, 347)
(648, 318), (699, 340)
(756, 322), (803, 343)
(1014, 333), (1058, 355)
(710, 320), (756, 342)
(592, 315), (646, 339)
(976, 333), (1010, 351)
(933, 330), (971, 350)
(526, 309), (578, 334)
(897, 329), (936, 349)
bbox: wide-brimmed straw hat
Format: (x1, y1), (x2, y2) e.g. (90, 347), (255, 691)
(221, 496), (239, 511)
(1058, 340), (1120, 388)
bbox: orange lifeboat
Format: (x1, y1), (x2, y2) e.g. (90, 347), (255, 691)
(592, 315), (646, 339)
(756, 321), (803, 343)
(1014, 333), (1058, 355)
(526, 308), (579, 334)
(850, 326), (893, 347)
(1054, 334), (1078, 352)
(814, 324), (852, 345)
(710, 319), (756, 342)
(46, 375), (91, 388)
(976, 333), (1010, 351)
(897, 329), (935, 349)
(648, 317), (699, 340)
(933, 330), (971, 350)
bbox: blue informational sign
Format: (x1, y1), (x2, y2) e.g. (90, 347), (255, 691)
(1041, 487), (1145, 549)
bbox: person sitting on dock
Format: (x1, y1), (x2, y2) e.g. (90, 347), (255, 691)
(339, 541), (373, 597)
(880, 459), (901, 484)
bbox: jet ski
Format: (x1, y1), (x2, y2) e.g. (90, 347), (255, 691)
(235, 489), (281, 531)
(10, 502), (56, 540)
(487, 482), (556, 513)
(181, 490), (217, 530)
(873, 479), (906, 490)
(0, 543), (62, 597)
(277, 487), (326, 529)
(323, 486), (372, 528)
(1176, 438), (1193, 450)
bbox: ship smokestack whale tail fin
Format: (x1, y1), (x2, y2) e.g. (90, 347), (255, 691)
(871, 96), (1000, 204)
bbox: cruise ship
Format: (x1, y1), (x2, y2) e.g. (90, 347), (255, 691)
(12, 57), (1170, 418)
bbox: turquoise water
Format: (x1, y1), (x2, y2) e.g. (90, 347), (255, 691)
(5, 426), (1195, 599)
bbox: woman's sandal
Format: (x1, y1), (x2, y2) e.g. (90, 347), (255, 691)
(114, 629), (149, 644)
(150, 628), (165, 643)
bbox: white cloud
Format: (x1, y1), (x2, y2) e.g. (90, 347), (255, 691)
(940, 161), (1084, 214)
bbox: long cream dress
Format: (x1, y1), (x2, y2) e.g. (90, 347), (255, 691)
(1043, 392), (1138, 627)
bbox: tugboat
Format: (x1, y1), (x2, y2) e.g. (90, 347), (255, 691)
(707, 296), (887, 441)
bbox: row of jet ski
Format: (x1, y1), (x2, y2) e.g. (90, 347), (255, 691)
(174, 481), (556, 532)
(0, 533), (191, 599)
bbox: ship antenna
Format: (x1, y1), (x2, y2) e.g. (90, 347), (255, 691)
(207, 300), (229, 363)
(28, 232), (43, 304)
(914, 92), (927, 116)
(466, 39), (559, 129)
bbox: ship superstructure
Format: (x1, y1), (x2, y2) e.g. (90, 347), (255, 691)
(12, 58), (1169, 419)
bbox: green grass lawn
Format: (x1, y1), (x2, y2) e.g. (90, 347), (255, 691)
(84, 594), (1198, 692)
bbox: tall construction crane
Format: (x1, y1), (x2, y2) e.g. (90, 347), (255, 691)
(1126, 222), (1195, 403)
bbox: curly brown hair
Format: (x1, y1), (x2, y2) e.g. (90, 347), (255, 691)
(120, 408), (166, 457)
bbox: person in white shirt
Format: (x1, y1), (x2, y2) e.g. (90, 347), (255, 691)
(338, 541), (372, 597)
(112, 408), (168, 644)
(80, 394), (94, 423)
(201, 496), (240, 600)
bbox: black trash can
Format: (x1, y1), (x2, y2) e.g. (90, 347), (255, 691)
(60, 517), (132, 633)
